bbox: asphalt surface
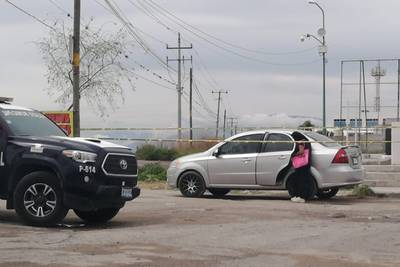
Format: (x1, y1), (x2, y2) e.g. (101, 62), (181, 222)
(1, 189), (400, 267)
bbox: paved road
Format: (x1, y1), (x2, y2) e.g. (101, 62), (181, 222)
(1, 189), (400, 267)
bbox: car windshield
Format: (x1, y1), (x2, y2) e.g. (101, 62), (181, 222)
(1, 109), (66, 137)
(303, 131), (340, 148)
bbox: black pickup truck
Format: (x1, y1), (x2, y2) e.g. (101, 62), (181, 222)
(0, 98), (140, 226)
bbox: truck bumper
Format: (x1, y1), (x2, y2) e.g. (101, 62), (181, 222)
(64, 186), (140, 211)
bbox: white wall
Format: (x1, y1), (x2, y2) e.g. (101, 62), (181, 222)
(392, 122), (400, 165)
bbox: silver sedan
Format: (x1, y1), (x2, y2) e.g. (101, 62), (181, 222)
(167, 130), (365, 200)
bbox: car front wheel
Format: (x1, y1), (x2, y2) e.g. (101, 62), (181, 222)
(74, 208), (120, 224)
(178, 171), (206, 197)
(14, 171), (68, 227)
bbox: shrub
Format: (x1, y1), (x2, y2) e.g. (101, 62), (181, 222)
(352, 184), (375, 197)
(136, 145), (178, 161)
(138, 163), (167, 182)
(135, 142), (217, 161)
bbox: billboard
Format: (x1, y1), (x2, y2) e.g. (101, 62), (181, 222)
(42, 111), (74, 136)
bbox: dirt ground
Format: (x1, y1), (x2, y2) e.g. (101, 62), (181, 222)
(1, 189), (400, 267)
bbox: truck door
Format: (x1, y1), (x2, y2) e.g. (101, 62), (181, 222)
(0, 124), (8, 194)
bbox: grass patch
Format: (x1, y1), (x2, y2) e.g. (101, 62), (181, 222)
(138, 163), (167, 182)
(136, 142), (217, 161)
(138, 181), (168, 190)
(136, 145), (178, 161)
(351, 184), (375, 197)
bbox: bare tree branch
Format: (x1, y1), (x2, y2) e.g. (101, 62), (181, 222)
(36, 20), (135, 116)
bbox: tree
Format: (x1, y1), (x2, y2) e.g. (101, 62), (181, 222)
(36, 21), (135, 116)
(299, 120), (315, 130)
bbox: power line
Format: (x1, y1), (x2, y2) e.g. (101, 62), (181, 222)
(125, 68), (176, 91)
(193, 80), (216, 116)
(146, 0), (317, 56)
(47, 0), (71, 17)
(142, 0), (320, 66)
(4, 0), (57, 31)
(103, 0), (175, 74)
(127, 0), (177, 34)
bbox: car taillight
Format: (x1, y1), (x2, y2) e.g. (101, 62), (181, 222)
(332, 148), (349, 164)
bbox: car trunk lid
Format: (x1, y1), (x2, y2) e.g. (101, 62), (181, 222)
(342, 145), (362, 168)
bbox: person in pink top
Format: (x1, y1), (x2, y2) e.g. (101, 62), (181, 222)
(290, 139), (312, 203)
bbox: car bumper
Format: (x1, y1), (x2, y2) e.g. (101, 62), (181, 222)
(64, 186), (141, 211)
(319, 165), (365, 189)
(167, 167), (179, 188)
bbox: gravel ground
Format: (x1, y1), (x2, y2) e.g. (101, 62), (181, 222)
(1, 189), (400, 267)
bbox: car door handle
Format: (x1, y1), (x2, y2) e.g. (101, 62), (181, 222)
(278, 156), (287, 160)
(242, 158), (251, 163)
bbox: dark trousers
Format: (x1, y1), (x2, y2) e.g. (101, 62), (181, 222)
(293, 166), (311, 198)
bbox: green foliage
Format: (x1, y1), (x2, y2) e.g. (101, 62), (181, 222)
(135, 143), (216, 161)
(299, 120), (315, 129)
(138, 163), (167, 182)
(352, 184), (375, 197)
(136, 145), (178, 161)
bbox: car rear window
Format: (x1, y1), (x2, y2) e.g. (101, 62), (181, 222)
(303, 132), (340, 148)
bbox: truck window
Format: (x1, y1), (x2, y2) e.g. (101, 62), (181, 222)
(0, 110), (66, 137)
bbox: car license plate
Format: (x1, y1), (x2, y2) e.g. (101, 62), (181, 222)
(352, 157), (358, 165)
(121, 187), (133, 198)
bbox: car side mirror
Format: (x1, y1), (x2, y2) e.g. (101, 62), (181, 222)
(212, 149), (220, 157)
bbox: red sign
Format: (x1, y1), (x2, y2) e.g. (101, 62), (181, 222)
(43, 111), (74, 136)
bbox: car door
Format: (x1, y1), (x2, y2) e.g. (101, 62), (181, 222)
(207, 133), (264, 185)
(256, 133), (295, 185)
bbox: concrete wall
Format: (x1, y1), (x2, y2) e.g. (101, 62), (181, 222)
(392, 122), (400, 165)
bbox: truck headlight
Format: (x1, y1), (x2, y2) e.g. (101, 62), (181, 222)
(62, 150), (97, 163)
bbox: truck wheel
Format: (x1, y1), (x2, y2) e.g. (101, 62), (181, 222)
(178, 171), (206, 197)
(14, 171), (68, 227)
(74, 208), (120, 224)
(316, 188), (339, 199)
(208, 188), (230, 197)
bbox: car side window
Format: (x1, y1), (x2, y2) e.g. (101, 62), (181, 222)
(262, 133), (294, 153)
(219, 134), (264, 155)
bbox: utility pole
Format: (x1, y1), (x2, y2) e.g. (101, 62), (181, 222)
(228, 117), (238, 136)
(167, 33), (192, 141)
(72, 0), (81, 137)
(189, 67), (193, 146)
(212, 90), (228, 139)
(222, 109), (227, 139)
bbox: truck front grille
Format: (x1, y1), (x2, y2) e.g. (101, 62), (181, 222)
(101, 153), (138, 177)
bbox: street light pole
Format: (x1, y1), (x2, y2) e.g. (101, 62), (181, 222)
(305, 0), (327, 134)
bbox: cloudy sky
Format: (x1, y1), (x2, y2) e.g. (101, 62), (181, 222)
(1, 0), (400, 132)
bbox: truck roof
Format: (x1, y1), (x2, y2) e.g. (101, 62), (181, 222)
(0, 103), (33, 111)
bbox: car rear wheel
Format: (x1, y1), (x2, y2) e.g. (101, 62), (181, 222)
(286, 174), (318, 200)
(14, 171), (68, 227)
(74, 208), (120, 224)
(316, 188), (339, 200)
(208, 188), (230, 197)
(178, 171), (206, 197)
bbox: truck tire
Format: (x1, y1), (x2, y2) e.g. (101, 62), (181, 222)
(14, 171), (68, 227)
(178, 171), (206, 197)
(74, 208), (120, 223)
